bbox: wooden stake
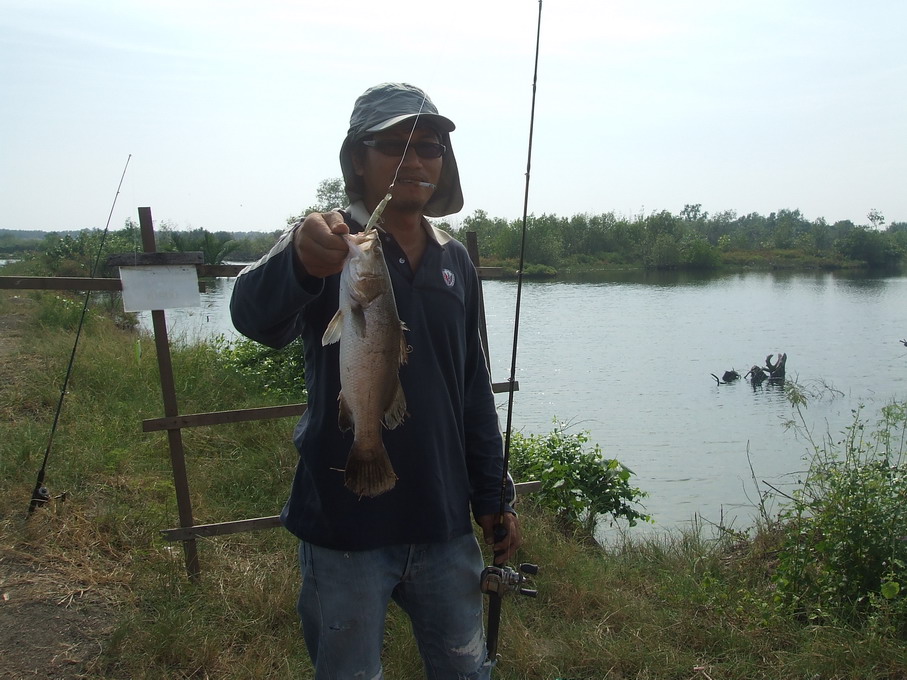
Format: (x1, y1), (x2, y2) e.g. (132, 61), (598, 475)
(138, 206), (201, 581)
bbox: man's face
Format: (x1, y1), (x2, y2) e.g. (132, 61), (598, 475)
(353, 122), (444, 214)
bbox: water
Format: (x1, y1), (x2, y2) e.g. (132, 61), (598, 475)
(141, 270), (907, 533)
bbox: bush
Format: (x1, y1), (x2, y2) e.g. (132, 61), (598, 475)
(509, 421), (650, 537)
(772, 402), (907, 631)
(213, 336), (307, 400)
(33, 292), (97, 331)
(682, 237), (722, 270)
(521, 263), (557, 278)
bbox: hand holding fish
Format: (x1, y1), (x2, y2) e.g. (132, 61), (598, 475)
(294, 211), (351, 278)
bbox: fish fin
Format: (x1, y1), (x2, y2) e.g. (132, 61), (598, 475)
(337, 393), (353, 432)
(344, 443), (397, 497)
(349, 275), (385, 307)
(398, 324), (409, 365)
(350, 303), (367, 338)
(383, 379), (407, 430)
(322, 309), (343, 345)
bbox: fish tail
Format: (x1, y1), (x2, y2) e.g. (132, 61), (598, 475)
(344, 443), (397, 497)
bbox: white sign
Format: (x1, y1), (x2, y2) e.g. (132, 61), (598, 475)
(119, 265), (201, 312)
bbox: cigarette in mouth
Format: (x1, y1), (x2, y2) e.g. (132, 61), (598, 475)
(398, 179), (437, 189)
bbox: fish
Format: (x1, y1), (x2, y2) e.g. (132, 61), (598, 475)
(322, 228), (408, 497)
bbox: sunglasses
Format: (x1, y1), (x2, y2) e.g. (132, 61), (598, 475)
(362, 139), (447, 159)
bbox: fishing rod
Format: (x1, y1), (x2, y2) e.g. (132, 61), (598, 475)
(27, 154), (132, 516)
(481, 0), (543, 663)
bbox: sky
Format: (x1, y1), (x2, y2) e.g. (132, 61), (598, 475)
(2, 0), (905, 234)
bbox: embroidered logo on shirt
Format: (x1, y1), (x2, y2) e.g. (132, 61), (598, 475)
(442, 269), (456, 287)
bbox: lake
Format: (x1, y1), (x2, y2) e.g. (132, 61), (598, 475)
(140, 269), (907, 536)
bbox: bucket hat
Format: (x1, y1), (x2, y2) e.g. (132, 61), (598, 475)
(340, 82), (464, 217)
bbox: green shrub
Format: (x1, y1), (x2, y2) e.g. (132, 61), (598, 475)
(33, 292), (97, 330)
(682, 237), (722, 269)
(213, 335), (307, 400)
(772, 402), (907, 631)
(521, 263), (557, 278)
(509, 421), (650, 536)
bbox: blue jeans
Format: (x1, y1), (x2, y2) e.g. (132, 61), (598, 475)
(297, 533), (494, 680)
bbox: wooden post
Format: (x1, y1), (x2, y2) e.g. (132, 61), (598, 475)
(137, 206), (201, 580)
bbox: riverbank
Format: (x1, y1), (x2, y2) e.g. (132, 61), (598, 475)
(2, 291), (907, 678)
(484, 249), (881, 279)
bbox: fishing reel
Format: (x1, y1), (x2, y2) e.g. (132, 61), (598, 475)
(27, 483), (51, 514)
(482, 560), (539, 658)
(480, 562), (539, 599)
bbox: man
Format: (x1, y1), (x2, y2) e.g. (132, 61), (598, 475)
(230, 82), (521, 679)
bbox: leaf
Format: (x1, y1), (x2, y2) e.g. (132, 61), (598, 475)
(881, 581), (900, 600)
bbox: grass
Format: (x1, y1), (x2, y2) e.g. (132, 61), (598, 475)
(3, 289), (907, 679)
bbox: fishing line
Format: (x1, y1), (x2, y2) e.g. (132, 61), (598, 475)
(27, 154), (132, 515)
(391, 94), (428, 187)
(364, 93), (429, 232)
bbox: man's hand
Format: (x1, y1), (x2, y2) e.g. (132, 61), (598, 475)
(477, 512), (522, 565)
(293, 211), (351, 278)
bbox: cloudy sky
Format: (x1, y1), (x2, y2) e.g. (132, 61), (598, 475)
(2, 0), (905, 234)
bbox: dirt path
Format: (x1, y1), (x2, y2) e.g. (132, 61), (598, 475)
(0, 546), (115, 679)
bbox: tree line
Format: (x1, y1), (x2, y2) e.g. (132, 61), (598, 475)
(2, 180), (905, 276)
(447, 204), (907, 272)
(0, 220), (282, 277)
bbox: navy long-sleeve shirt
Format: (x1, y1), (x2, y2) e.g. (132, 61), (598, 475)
(230, 202), (511, 550)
